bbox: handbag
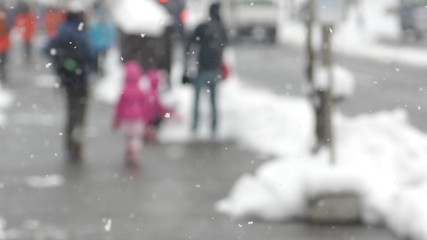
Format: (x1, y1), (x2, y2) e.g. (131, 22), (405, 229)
(220, 62), (230, 81)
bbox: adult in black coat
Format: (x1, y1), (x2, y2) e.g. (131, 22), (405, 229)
(44, 10), (95, 162)
(185, 2), (228, 136)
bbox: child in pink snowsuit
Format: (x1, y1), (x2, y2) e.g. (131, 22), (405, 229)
(143, 69), (174, 141)
(113, 61), (147, 165)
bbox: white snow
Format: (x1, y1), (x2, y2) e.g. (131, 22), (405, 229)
(110, 0), (173, 37)
(93, 47), (124, 104)
(25, 174), (65, 189)
(314, 65), (355, 99)
(214, 101), (427, 240)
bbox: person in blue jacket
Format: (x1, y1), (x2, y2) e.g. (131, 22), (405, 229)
(44, 8), (96, 162)
(88, 3), (117, 74)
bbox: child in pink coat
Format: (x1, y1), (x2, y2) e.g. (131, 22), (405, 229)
(113, 61), (147, 165)
(143, 69), (174, 141)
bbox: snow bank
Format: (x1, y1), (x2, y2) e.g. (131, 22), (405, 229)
(314, 65), (355, 99)
(110, 0), (173, 37)
(217, 105), (427, 240)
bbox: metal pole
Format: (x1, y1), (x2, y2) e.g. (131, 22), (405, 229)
(321, 24), (336, 165)
(305, 0), (314, 85)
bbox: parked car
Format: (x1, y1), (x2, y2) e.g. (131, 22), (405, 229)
(224, 0), (280, 43)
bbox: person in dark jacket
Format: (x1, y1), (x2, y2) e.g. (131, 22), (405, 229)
(185, 2), (227, 136)
(44, 9), (95, 162)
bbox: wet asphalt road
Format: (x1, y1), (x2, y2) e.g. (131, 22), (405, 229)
(0, 38), (400, 239)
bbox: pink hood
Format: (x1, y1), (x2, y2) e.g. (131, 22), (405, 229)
(124, 61), (143, 89)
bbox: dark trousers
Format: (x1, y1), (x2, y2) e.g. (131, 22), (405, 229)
(64, 83), (88, 159)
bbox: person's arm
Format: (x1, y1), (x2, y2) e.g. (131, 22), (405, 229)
(185, 24), (203, 56)
(183, 24), (203, 79)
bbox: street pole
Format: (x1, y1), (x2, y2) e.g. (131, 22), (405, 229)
(305, 0), (314, 85)
(321, 24), (336, 165)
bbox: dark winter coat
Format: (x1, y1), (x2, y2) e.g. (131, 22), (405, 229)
(187, 18), (227, 70)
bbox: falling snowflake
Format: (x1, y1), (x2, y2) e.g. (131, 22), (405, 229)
(78, 22), (84, 31)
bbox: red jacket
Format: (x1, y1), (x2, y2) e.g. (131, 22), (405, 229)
(0, 9), (10, 53)
(14, 12), (37, 42)
(44, 9), (65, 39)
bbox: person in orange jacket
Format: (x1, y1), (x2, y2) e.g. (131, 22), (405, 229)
(14, 3), (36, 63)
(44, 6), (66, 39)
(0, 4), (10, 85)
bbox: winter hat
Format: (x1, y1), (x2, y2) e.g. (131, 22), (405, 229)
(209, 2), (221, 21)
(125, 61), (144, 86)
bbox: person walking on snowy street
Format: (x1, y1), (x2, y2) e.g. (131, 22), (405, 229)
(44, 7), (95, 162)
(0, 4), (11, 85)
(113, 61), (147, 166)
(88, 3), (117, 75)
(44, 6), (66, 39)
(143, 69), (174, 142)
(184, 2), (227, 136)
(14, 2), (36, 64)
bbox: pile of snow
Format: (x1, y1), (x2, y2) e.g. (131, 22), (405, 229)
(214, 98), (427, 240)
(314, 65), (355, 99)
(110, 0), (173, 37)
(94, 47), (124, 104)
